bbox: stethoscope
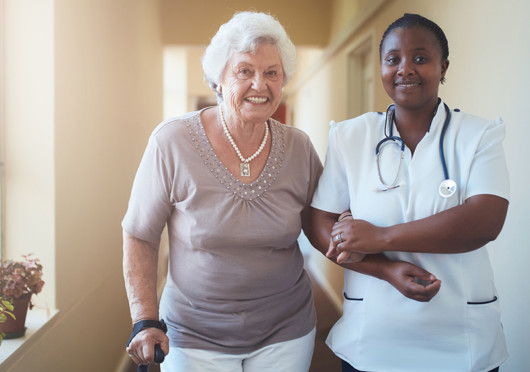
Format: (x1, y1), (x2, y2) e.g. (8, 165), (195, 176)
(375, 102), (457, 198)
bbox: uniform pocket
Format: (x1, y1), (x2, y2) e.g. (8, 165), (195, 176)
(467, 296), (497, 305)
(466, 295), (507, 369)
(343, 292), (363, 301)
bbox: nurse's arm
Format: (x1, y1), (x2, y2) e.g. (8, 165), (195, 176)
(332, 194), (508, 255)
(305, 207), (441, 302)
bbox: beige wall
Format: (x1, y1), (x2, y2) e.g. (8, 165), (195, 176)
(288, 0), (530, 370)
(160, 0), (332, 46)
(2, 0), (163, 370)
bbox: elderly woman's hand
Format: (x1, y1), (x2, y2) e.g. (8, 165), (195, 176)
(126, 327), (169, 366)
(326, 212), (373, 262)
(326, 236), (366, 264)
(325, 212), (366, 263)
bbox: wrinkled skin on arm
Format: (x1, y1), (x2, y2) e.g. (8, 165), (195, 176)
(123, 231), (169, 365)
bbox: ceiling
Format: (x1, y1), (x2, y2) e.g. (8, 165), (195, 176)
(159, 0), (333, 46)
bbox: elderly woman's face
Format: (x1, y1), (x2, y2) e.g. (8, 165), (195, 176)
(220, 43), (284, 124)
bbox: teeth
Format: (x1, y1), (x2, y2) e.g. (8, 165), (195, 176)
(246, 97), (267, 103)
(397, 83), (419, 87)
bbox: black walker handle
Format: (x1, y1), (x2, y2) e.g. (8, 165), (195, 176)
(137, 344), (165, 372)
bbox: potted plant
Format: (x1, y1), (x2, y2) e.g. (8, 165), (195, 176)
(0, 254), (45, 339)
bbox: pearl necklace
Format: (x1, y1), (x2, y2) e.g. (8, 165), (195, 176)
(219, 106), (269, 177)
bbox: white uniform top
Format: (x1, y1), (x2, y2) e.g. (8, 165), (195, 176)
(311, 100), (509, 372)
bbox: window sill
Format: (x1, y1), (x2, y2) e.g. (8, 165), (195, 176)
(0, 307), (59, 366)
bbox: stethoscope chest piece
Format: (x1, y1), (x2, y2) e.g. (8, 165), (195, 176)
(439, 179), (457, 198)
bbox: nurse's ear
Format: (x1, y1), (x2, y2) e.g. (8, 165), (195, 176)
(440, 59), (450, 84)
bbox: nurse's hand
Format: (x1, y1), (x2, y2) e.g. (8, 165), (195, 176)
(382, 260), (442, 302)
(330, 218), (386, 255)
(327, 212), (366, 263)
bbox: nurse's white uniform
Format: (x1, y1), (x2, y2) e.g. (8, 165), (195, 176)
(311, 100), (509, 372)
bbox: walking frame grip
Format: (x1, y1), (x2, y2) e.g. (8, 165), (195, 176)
(127, 319), (167, 371)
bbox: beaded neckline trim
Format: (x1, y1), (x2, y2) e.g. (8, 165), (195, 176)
(186, 111), (285, 201)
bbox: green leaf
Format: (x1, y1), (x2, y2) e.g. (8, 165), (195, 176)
(2, 300), (14, 311)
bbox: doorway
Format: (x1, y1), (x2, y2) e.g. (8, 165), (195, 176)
(347, 37), (374, 118)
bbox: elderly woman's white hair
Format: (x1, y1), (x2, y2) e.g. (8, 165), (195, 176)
(202, 11), (296, 101)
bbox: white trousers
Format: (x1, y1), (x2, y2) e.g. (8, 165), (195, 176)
(160, 327), (316, 372)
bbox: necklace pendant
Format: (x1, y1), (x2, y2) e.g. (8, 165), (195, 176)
(240, 163), (250, 177)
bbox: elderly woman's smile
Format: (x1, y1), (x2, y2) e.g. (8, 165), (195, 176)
(246, 96), (268, 104)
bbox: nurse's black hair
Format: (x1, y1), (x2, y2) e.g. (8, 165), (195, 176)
(380, 14), (449, 63)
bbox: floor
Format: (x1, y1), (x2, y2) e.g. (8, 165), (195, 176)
(124, 268), (343, 372)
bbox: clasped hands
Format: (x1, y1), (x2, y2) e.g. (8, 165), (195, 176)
(326, 212), (381, 264)
(326, 211), (441, 302)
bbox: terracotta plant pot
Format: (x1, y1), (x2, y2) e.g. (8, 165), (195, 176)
(0, 295), (31, 339)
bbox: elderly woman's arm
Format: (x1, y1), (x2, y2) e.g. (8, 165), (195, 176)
(305, 208), (442, 302)
(123, 231), (169, 365)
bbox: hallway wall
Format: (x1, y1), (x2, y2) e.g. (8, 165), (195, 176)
(288, 1), (530, 371)
(2, 0), (164, 370)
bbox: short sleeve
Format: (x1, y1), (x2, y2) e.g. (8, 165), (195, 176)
(121, 135), (173, 242)
(305, 142), (324, 207)
(311, 121), (351, 213)
(466, 117), (510, 201)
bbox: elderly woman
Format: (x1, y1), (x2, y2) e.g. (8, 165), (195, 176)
(122, 11), (322, 372)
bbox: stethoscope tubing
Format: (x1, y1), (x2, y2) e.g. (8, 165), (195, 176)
(376, 102), (455, 197)
(439, 104), (451, 182)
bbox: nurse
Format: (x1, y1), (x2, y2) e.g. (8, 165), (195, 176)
(308, 13), (509, 372)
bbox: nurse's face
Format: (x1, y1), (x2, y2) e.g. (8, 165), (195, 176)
(380, 26), (449, 112)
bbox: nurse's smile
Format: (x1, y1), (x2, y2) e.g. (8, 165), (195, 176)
(395, 81), (421, 88)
